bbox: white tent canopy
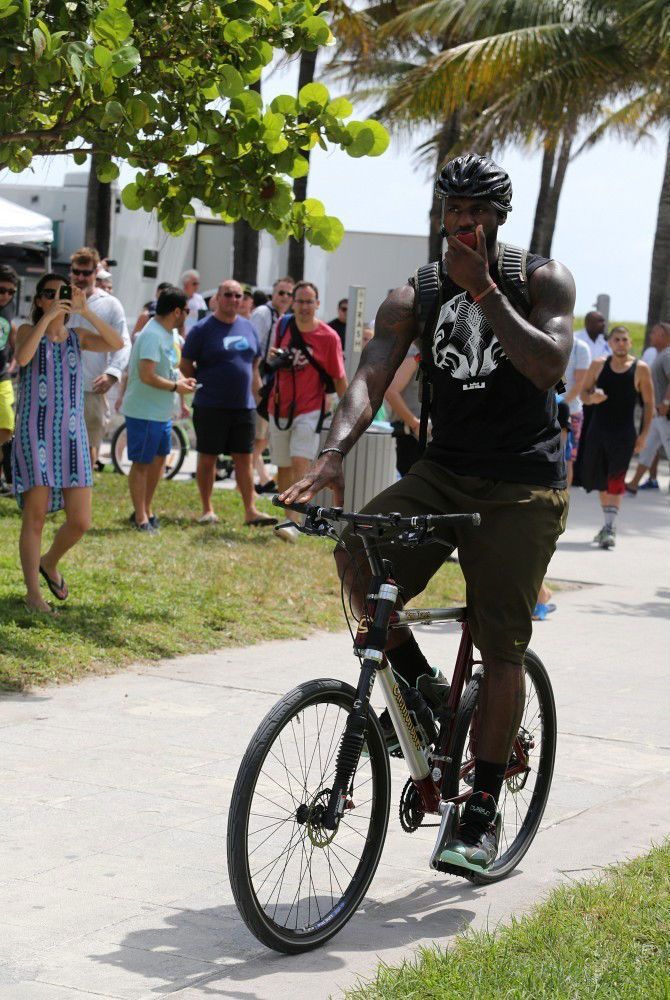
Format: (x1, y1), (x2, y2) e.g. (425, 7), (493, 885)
(0, 196), (53, 245)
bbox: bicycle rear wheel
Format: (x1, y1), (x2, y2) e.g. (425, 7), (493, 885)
(227, 678), (391, 953)
(443, 648), (556, 884)
(110, 422), (187, 479)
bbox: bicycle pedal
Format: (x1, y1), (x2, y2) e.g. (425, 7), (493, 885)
(429, 802), (458, 871)
(432, 859), (479, 882)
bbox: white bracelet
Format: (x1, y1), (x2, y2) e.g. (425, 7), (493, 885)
(318, 447), (345, 461)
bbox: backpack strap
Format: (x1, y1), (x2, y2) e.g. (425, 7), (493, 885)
(496, 242), (530, 317)
(271, 314), (295, 430)
(411, 261), (443, 453)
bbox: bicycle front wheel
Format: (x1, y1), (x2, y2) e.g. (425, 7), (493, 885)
(227, 678), (391, 953)
(443, 648), (556, 884)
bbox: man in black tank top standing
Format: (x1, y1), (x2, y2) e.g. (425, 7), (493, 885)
(580, 326), (653, 549)
(281, 153), (575, 875)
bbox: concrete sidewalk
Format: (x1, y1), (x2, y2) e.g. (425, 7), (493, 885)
(1, 481), (668, 999)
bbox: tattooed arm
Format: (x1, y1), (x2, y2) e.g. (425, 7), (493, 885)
(279, 284), (417, 505)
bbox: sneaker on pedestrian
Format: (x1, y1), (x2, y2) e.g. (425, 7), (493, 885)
(0, 480), (12, 496)
(439, 791), (501, 872)
(135, 520), (156, 534)
(149, 514), (160, 530)
(639, 478), (659, 490)
(600, 527), (616, 549)
(276, 522), (300, 543)
(593, 526), (608, 545)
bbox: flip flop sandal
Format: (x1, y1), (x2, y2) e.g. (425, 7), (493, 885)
(245, 516), (279, 527)
(39, 565), (69, 601)
(24, 600), (57, 616)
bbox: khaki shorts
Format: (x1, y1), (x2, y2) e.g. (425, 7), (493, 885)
(269, 410), (321, 467)
(84, 391), (110, 448)
(339, 459), (569, 664)
(255, 411), (269, 440)
(0, 379), (14, 433)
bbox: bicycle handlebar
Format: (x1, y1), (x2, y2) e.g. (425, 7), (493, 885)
(272, 496), (481, 529)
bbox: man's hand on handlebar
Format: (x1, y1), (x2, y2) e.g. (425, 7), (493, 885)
(278, 451), (345, 507)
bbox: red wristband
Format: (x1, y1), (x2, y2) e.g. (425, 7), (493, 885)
(473, 282), (497, 304)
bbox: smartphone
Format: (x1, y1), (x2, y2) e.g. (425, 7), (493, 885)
(58, 284), (72, 301)
(456, 232), (477, 248)
(104, 259), (117, 267)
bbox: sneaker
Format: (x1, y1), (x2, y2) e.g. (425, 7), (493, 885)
(416, 667), (451, 714)
(624, 484), (638, 496)
(600, 527), (616, 549)
(438, 791), (501, 872)
(276, 523), (300, 543)
(135, 521), (156, 534)
(379, 709), (401, 755)
(255, 479), (277, 495)
(0, 480), (12, 496)
(639, 478), (659, 490)
(593, 526), (608, 545)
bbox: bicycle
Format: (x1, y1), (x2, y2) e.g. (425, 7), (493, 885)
(227, 499), (557, 954)
(110, 418), (190, 480)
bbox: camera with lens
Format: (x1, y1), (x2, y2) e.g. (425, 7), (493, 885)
(58, 284), (72, 301)
(265, 347), (293, 371)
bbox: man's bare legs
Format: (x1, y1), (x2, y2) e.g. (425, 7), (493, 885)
(253, 435), (273, 487)
(196, 452), (218, 517)
(129, 456), (165, 525)
(233, 452), (273, 523)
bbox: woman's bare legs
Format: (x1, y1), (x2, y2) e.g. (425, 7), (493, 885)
(40, 486), (92, 586)
(19, 486), (52, 611)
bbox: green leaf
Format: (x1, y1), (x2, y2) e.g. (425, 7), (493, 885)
(93, 6), (133, 45)
(307, 214), (344, 251)
(326, 97), (353, 119)
(250, 0), (272, 9)
(217, 65), (244, 97)
(0, 5), (19, 18)
(223, 19), (254, 44)
(298, 82), (329, 110)
(288, 155), (309, 178)
(301, 15), (330, 46)
(270, 94), (298, 115)
(346, 119), (390, 158)
(121, 182), (141, 209)
(73, 150), (87, 165)
(303, 197), (325, 218)
(104, 100), (125, 123)
(202, 82), (219, 100)
(95, 159), (120, 182)
(94, 44), (113, 69)
(32, 27), (46, 58)
(127, 97), (149, 128)
(111, 44), (140, 77)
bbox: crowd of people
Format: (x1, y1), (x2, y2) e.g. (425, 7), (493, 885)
(0, 241), (668, 615)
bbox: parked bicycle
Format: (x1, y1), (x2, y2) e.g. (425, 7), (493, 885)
(110, 417), (234, 481)
(227, 499), (556, 953)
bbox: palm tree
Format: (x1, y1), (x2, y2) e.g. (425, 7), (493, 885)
(85, 155), (112, 257)
(287, 47), (318, 281)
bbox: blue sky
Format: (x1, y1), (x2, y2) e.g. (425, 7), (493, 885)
(1, 58), (664, 324)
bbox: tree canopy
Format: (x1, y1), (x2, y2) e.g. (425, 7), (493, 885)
(0, 0), (389, 247)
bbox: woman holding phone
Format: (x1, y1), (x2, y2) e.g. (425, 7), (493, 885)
(13, 273), (123, 613)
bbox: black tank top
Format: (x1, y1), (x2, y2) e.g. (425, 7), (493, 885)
(592, 358), (638, 431)
(424, 251), (566, 488)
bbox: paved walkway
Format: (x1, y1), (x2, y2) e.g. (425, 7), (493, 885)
(1, 480), (668, 999)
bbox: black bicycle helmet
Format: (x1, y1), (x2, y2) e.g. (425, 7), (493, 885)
(435, 152), (513, 217)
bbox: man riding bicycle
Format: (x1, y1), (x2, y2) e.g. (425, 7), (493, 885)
(280, 153), (575, 873)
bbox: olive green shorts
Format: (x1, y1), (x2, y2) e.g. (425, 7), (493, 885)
(339, 459), (569, 665)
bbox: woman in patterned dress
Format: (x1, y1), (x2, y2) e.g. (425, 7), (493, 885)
(13, 273), (123, 613)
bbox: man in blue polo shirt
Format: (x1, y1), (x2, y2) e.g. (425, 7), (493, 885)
(180, 279), (277, 527)
(122, 287), (196, 532)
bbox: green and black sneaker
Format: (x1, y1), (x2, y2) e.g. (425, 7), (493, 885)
(438, 791), (501, 873)
(379, 667), (450, 756)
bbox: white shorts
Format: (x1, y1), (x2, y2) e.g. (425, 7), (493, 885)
(639, 414), (670, 466)
(269, 410), (321, 467)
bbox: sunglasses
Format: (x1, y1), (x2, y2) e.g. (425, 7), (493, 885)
(222, 291), (243, 299)
(39, 288), (61, 299)
(71, 266), (95, 276)
(0, 286), (15, 297)
(276, 290), (293, 297)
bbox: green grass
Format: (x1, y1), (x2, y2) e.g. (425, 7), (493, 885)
(344, 842), (670, 1000)
(574, 316), (646, 357)
(0, 473), (465, 691)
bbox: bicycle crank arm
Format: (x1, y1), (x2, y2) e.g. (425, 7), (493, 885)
(429, 802), (459, 871)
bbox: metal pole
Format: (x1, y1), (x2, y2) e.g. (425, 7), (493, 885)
(596, 293), (610, 327)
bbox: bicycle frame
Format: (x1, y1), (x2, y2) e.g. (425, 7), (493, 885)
(324, 529), (532, 829)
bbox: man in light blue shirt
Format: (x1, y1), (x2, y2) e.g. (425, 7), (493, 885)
(122, 287), (196, 532)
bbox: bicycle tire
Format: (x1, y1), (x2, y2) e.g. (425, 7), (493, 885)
(110, 422), (188, 480)
(443, 648), (556, 884)
(227, 678), (391, 954)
